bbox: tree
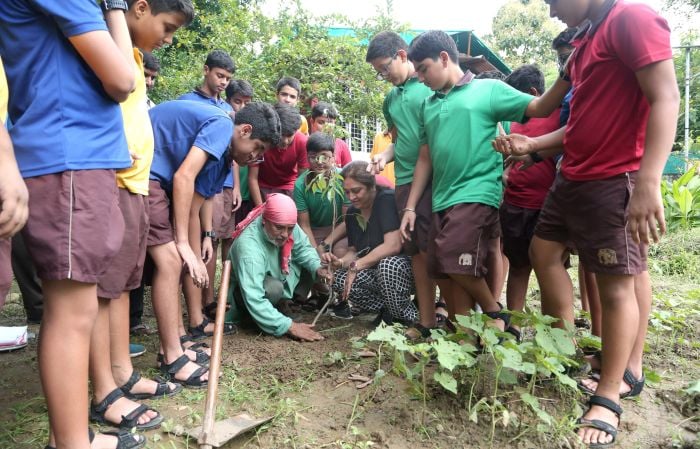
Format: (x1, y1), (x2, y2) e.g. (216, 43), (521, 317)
(488, 0), (563, 80)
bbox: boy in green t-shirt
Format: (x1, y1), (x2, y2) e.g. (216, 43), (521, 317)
(400, 30), (567, 332)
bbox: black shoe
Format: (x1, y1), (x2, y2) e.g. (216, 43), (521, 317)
(328, 301), (353, 320)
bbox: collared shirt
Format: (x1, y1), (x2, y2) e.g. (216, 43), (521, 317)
(177, 88), (233, 113)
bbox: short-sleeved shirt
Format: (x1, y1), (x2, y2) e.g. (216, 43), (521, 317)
(178, 89), (233, 113)
(420, 78), (533, 211)
(345, 189), (400, 254)
(238, 165), (250, 200)
(0, 0), (130, 178)
(504, 109), (561, 210)
(257, 131), (309, 190)
(334, 138), (352, 168)
(369, 132), (395, 184)
(563, 0), (672, 181)
(383, 77), (433, 186)
(149, 100), (233, 198)
(293, 170), (349, 228)
(117, 49), (155, 196)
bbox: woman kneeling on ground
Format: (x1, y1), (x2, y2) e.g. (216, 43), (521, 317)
(323, 161), (417, 323)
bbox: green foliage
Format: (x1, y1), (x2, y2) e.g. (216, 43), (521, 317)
(151, 0), (393, 120)
(661, 165), (700, 230)
(487, 0), (563, 81)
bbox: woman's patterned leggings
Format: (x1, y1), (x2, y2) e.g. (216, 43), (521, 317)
(332, 255), (418, 322)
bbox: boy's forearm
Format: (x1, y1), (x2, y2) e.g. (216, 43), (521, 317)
(200, 198), (213, 233)
(172, 173), (196, 244)
(104, 9), (134, 64)
(406, 144), (432, 210)
(233, 162), (240, 190)
(527, 78), (570, 118)
(532, 127), (567, 153)
(381, 144), (395, 164)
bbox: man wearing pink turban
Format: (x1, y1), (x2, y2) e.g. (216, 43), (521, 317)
(227, 194), (328, 341)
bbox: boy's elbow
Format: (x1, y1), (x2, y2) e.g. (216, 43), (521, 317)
(105, 74), (136, 103)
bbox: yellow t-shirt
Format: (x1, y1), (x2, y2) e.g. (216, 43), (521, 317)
(116, 49), (155, 195)
(299, 114), (309, 135)
(370, 131), (395, 185)
(0, 58), (8, 124)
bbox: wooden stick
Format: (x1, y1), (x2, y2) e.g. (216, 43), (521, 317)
(311, 288), (335, 327)
(199, 260), (231, 449)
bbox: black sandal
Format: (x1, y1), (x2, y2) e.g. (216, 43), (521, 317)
(188, 317), (237, 340)
(179, 335), (211, 365)
(576, 395), (622, 448)
(579, 368), (645, 399)
(89, 388), (163, 430)
(119, 370), (182, 400)
(46, 428), (145, 449)
(159, 354), (208, 389)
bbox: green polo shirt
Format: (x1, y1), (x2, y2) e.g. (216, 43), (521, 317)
(293, 170), (349, 228)
(419, 79), (533, 211)
(238, 165), (250, 201)
(382, 77), (433, 186)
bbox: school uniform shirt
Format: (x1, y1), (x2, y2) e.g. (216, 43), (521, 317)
(293, 169), (349, 228)
(334, 138), (352, 168)
(238, 165), (250, 201)
(0, 0), (130, 177)
(503, 108), (561, 210)
(345, 189), (400, 256)
(383, 76), (433, 186)
(563, 0), (672, 181)
(229, 216), (320, 336)
(419, 78), (533, 212)
(257, 131), (309, 190)
(149, 100), (233, 198)
(117, 49), (155, 196)
(177, 89), (235, 189)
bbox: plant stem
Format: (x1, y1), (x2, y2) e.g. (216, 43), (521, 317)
(345, 392), (360, 434)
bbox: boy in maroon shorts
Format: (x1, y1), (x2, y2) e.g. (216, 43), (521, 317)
(493, 0), (679, 446)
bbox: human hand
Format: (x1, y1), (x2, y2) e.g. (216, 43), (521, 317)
(287, 322), (324, 341)
(628, 179), (666, 244)
(0, 165), (28, 239)
(176, 241), (209, 287)
(367, 153), (387, 174)
(316, 266), (332, 283)
(492, 133), (536, 156)
(321, 252), (342, 268)
(342, 270), (357, 301)
(231, 187), (242, 212)
(201, 236), (213, 264)
(399, 210), (415, 243)
(504, 154), (535, 171)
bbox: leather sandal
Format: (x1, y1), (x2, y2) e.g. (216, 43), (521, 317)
(89, 388), (163, 430)
(159, 354), (208, 389)
(119, 370), (182, 400)
(576, 395), (622, 448)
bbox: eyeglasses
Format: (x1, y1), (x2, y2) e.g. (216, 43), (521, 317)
(309, 155), (331, 164)
(375, 52), (398, 80)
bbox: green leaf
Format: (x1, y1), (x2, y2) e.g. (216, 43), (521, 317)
(356, 215), (367, 231)
(494, 346), (523, 371)
(431, 339), (476, 371)
(434, 371), (458, 394)
(520, 392), (553, 426)
(683, 379), (700, 396)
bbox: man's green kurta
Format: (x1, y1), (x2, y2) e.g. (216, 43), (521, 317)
(227, 216), (321, 336)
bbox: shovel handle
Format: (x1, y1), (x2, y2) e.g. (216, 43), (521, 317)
(200, 260), (231, 447)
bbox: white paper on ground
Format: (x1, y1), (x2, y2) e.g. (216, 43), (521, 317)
(0, 326), (28, 348)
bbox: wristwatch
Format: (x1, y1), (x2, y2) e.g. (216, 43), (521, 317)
(530, 152), (543, 163)
(202, 230), (216, 239)
(559, 68), (571, 82)
(318, 241), (331, 253)
(348, 261), (358, 273)
(101, 0), (129, 11)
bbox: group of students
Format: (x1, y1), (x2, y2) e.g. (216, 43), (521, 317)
(0, 0), (681, 448)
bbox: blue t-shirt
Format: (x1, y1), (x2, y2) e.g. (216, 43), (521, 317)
(177, 90), (235, 188)
(0, 0), (130, 178)
(149, 100), (234, 198)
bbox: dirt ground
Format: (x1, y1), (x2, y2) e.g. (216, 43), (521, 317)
(1, 260), (699, 449)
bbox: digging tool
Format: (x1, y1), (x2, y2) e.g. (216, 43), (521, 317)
(194, 260), (272, 448)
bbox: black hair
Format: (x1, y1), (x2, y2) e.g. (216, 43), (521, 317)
(342, 161), (387, 192)
(407, 30), (459, 64)
(505, 64), (545, 95)
(366, 31), (407, 62)
(311, 102), (338, 120)
(275, 76), (301, 95)
(225, 79), (254, 100)
(127, 0), (194, 25)
(474, 70), (505, 81)
(307, 132), (336, 154)
(233, 102), (281, 147)
(273, 103), (302, 137)
(552, 28), (578, 50)
(142, 50), (160, 72)
(205, 49), (235, 73)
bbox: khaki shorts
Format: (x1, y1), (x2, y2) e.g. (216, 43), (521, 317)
(535, 172), (647, 275)
(394, 183), (432, 255)
(97, 188), (149, 299)
(427, 203), (500, 279)
(22, 170), (124, 283)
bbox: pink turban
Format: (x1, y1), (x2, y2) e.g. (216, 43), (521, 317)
(231, 193), (297, 274)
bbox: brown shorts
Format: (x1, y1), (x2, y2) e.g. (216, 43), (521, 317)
(233, 200), (254, 229)
(147, 180), (174, 247)
(394, 183), (432, 255)
(427, 203), (500, 279)
(97, 189), (149, 299)
(534, 172), (647, 275)
(214, 188), (237, 239)
(500, 202), (540, 269)
(21, 170), (124, 283)
(0, 238), (11, 307)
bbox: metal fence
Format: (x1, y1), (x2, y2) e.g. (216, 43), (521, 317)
(340, 116), (384, 153)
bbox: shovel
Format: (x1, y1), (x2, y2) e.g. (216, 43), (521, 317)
(191, 260), (272, 448)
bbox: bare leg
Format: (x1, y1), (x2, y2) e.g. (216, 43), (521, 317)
(449, 273), (506, 331)
(578, 264), (590, 313)
(505, 264), (531, 330)
(201, 239), (218, 308)
(530, 236), (574, 327)
(41, 279), (97, 449)
(577, 273), (636, 446)
(583, 268), (602, 337)
(413, 251), (437, 328)
(486, 237), (506, 302)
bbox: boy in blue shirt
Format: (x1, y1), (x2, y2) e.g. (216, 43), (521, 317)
(178, 49), (234, 112)
(146, 100), (281, 386)
(0, 1), (136, 448)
